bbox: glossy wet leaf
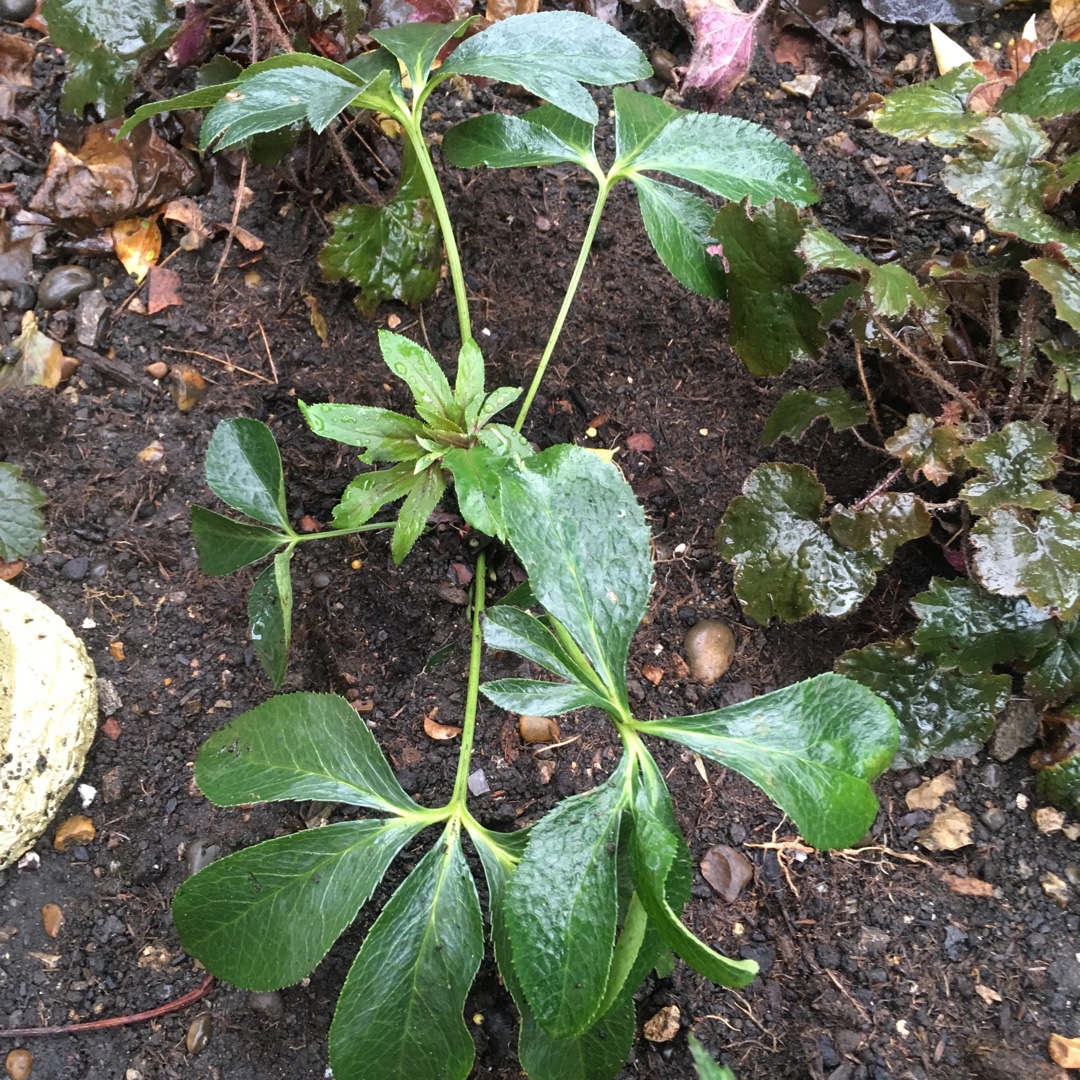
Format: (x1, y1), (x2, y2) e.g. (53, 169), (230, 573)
(498, 445), (651, 706)
(392, 467), (446, 565)
(0, 463), (45, 563)
(370, 18), (472, 90)
(173, 818), (422, 990)
(307, 0), (365, 38)
(190, 506), (287, 575)
(455, 339), (485, 423)
(443, 111), (596, 171)
(613, 86), (679, 164)
(630, 748), (755, 985)
(629, 115), (818, 207)
(249, 549), (293, 688)
(196, 692), (423, 814)
(885, 414), (963, 485)
(204, 418), (290, 528)
(439, 11), (652, 124)
(330, 463), (417, 529)
(329, 829), (483, 1080)
(799, 228), (931, 319)
(997, 40), (1080, 119)
(971, 505), (1080, 618)
(43, 0), (176, 118)
(481, 677), (610, 715)
(1025, 258), (1080, 332)
(871, 64), (986, 147)
(443, 445), (507, 538)
(762, 387), (868, 444)
(505, 768), (628, 1037)
(633, 177), (727, 299)
(688, 1033), (737, 1080)
(829, 493), (931, 562)
(320, 142), (441, 315)
(378, 331), (457, 429)
(1027, 620), (1080, 704)
(644, 673), (898, 849)
(836, 643), (1009, 769)
(483, 605), (593, 684)
(301, 403), (427, 463)
(911, 578), (1056, 674)
(116, 83), (238, 141)
(716, 463), (879, 622)
(960, 420), (1059, 512)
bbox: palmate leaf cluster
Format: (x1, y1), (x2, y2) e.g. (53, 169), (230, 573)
(178, 446), (897, 1080)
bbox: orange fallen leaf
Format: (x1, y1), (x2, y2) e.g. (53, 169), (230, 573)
(940, 873), (994, 897)
(423, 707), (461, 741)
(53, 815), (95, 851)
(0, 559), (23, 580)
(486, 0), (538, 20)
(111, 216), (161, 283)
(101, 717), (122, 740)
(1050, 1033), (1080, 1068)
(147, 265), (183, 314)
(641, 662), (664, 686)
(41, 903), (64, 938)
(170, 364), (207, 412)
(108, 640), (125, 661)
(1051, 0), (1080, 40)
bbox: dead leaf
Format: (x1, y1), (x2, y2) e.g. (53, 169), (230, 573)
(303, 291), (328, 344)
(41, 903), (64, 938)
(626, 431), (655, 452)
(27, 951), (62, 969)
(486, 0), (539, 19)
(137, 439), (165, 464)
(780, 73), (821, 99)
(1042, 871), (1070, 907)
(111, 216), (161, 283)
(53, 815), (95, 851)
(917, 805), (973, 852)
(941, 873), (994, 897)
(0, 558), (23, 580)
(101, 717), (122, 740)
(108, 640), (126, 661)
(974, 984), (1002, 1005)
(423, 707), (462, 740)
(683, 0), (767, 104)
(30, 121), (198, 235)
(772, 28), (819, 72)
(217, 222), (264, 251)
(147, 265), (183, 314)
(162, 197), (211, 250)
(906, 773), (956, 812)
(643, 1004), (680, 1043)
(0, 31), (34, 121)
(1050, 1033), (1080, 1068)
(519, 715), (560, 744)
(0, 221), (32, 289)
(169, 364), (207, 412)
(700, 843), (753, 903)
(1034, 806), (1066, 834)
(1052, 0), (1080, 38)
(641, 662), (664, 686)
(0, 310), (62, 392)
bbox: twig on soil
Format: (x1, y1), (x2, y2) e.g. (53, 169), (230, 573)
(163, 345), (273, 384)
(213, 157), (248, 286)
(0, 974), (214, 1039)
(848, 463), (904, 513)
(777, 0), (880, 80)
(255, 319), (280, 383)
(853, 335), (883, 441)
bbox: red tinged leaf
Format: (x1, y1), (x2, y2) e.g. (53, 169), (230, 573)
(147, 266), (183, 314)
(683, 0), (767, 105)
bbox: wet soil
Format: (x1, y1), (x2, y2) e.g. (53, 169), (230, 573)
(2, 5), (1077, 1080)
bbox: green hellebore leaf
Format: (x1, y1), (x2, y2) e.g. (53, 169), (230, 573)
(196, 692), (424, 815)
(971, 505), (1080, 619)
(613, 86), (680, 165)
(117, 83), (237, 141)
(997, 40), (1080, 120)
(172, 818), (423, 990)
(643, 673), (897, 849)
(483, 605), (593, 685)
(43, 0), (176, 118)
(836, 643), (1009, 769)
(300, 402), (428, 464)
(870, 64), (986, 147)
(378, 331), (458, 429)
(307, 0), (366, 39)
(391, 467), (446, 565)
(709, 201), (824, 376)
(762, 387), (868, 444)
(629, 114), (818, 207)
(505, 765), (629, 1038)
(439, 11), (652, 125)
(191, 506), (287, 576)
(249, 548), (293, 688)
(329, 827), (484, 1080)
(1026, 621), (1080, 704)
(330, 463), (418, 530)
(480, 677), (611, 715)
(960, 420), (1060, 512)
(829, 493), (931, 562)
(498, 445), (651, 707)
(1025, 258), (1080, 333)
(688, 1033), (738, 1080)
(443, 445), (507, 538)
(911, 578), (1056, 674)
(205, 418), (291, 529)
(442, 111), (596, 171)
(370, 18), (473, 92)
(799, 228), (931, 320)
(320, 140), (442, 315)
(0, 462), (46, 563)
(475, 390), (524, 432)
(455, 338), (485, 424)
(633, 177), (727, 300)
(885, 414), (963, 485)
(1036, 752), (1080, 817)
(716, 463), (879, 623)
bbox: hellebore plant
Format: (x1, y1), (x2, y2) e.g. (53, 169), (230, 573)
(123, 13), (899, 1080)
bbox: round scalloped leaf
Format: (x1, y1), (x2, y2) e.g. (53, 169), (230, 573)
(1026, 621), (1080, 705)
(960, 420), (1059, 513)
(836, 642), (1009, 768)
(716, 463), (879, 622)
(829, 493), (931, 563)
(885, 414), (963, 486)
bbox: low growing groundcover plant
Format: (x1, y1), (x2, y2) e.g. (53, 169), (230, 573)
(120, 12), (900, 1080)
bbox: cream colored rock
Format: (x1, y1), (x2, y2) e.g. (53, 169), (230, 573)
(0, 578), (97, 869)
(682, 619), (736, 685)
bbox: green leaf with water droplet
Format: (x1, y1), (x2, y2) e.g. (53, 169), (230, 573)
(961, 420), (1059, 512)
(829, 493), (931, 562)
(762, 387), (868, 444)
(997, 40), (1080, 120)
(1025, 258), (1080, 333)
(249, 548), (293, 688)
(871, 64), (986, 147)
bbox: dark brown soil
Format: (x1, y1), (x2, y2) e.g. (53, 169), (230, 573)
(1, 5), (1076, 1080)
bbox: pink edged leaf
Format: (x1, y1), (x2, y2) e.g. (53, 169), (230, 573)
(683, 0), (766, 104)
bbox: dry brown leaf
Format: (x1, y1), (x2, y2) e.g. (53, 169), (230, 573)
(0, 32), (34, 122)
(941, 872), (994, 897)
(906, 772), (956, 812)
(1049, 1033), (1080, 1068)
(423, 707), (462, 741)
(974, 984), (1002, 1005)
(41, 903), (64, 938)
(217, 222), (264, 251)
(0, 559), (24, 581)
(700, 844), (753, 903)
(162, 198), (210, 250)
(625, 431), (655, 453)
(1033, 806), (1066, 834)
(641, 662), (664, 686)
(0, 310), (62, 392)
(1052, 0), (1080, 39)
(303, 292), (328, 344)
(111, 216), (161, 283)
(108, 641), (125, 661)
(169, 364), (207, 412)
(486, 0), (539, 20)
(53, 815), (95, 851)
(917, 805), (973, 852)
(27, 951), (62, 969)
(643, 1005), (680, 1043)
(1042, 871), (1070, 907)
(147, 265), (183, 314)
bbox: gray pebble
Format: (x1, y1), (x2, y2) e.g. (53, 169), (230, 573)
(0, 0), (36, 19)
(9, 282), (35, 310)
(248, 990), (285, 1021)
(61, 556), (89, 581)
(38, 265), (95, 310)
(981, 807), (1007, 831)
(729, 822), (747, 844)
(185, 839), (222, 877)
(90, 561), (109, 581)
(312, 570), (331, 589)
(981, 762), (1003, 789)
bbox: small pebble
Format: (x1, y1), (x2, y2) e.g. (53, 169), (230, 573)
(41, 903), (63, 938)
(145, 361), (168, 380)
(9, 282), (35, 310)
(186, 1012), (212, 1054)
(38, 265), (95, 310)
(467, 768), (490, 796)
(185, 839), (222, 877)
(90, 562), (109, 581)
(534, 215), (551, 233)
(683, 619), (736, 685)
(248, 990), (285, 1021)
(981, 807), (1007, 831)
(312, 571), (331, 589)
(981, 762), (1003, 789)
(519, 715), (560, 744)
(4, 1048), (33, 1080)
(61, 556), (89, 582)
